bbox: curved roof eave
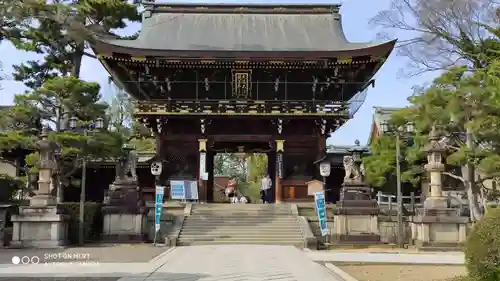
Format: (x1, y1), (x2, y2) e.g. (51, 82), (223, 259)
(93, 38), (397, 59)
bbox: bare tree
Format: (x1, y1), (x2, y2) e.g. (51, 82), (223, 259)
(106, 85), (133, 133)
(371, 0), (499, 76)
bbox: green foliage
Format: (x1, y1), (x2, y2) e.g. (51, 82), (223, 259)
(0, 76), (125, 184)
(238, 182), (261, 203)
(465, 208), (500, 281)
(129, 138), (155, 152)
(364, 58), (500, 193)
(247, 154), (268, 182)
(4, 0), (140, 81)
(363, 133), (426, 189)
(59, 202), (102, 244)
(0, 173), (24, 202)
(213, 153), (268, 199)
(21, 76), (107, 126)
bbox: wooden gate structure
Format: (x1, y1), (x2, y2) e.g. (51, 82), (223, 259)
(93, 3), (395, 202)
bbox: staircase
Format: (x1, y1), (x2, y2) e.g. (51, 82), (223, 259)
(177, 204), (305, 247)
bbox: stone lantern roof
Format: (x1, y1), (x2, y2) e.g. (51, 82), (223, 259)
(422, 126), (447, 153)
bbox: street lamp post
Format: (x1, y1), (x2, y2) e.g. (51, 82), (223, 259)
(380, 121), (415, 248)
(69, 116), (104, 246)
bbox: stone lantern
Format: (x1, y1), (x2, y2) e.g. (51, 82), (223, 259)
(32, 126), (60, 206)
(421, 126), (447, 209)
(412, 126), (469, 250)
(10, 126), (69, 248)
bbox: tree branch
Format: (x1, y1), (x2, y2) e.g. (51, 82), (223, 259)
(83, 51), (96, 59)
(443, 171), (466, 183)
(475, 175), (498, 187)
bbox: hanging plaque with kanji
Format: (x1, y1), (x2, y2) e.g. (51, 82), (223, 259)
(231, 70), (252, 99)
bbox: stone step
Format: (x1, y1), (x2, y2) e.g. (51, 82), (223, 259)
(182, 223), (300, 229)
(182, 225), (299, 229)
(192, 208), (292, 211)
(178, 237), (304, 243)
(184, 219), (298, 222)
(191, 212), (292, 215)
(176, 240), (303, 247)
(181, 227), (302, 234)
(192, 204), (291, 208)
(179, 233), (303, 238)
(186, 215), (297, 219)
(192, 206), (291, 208)
(184, 218), (298, 223)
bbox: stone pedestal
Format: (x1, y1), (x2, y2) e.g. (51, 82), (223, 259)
(101, 179), (148, 242)
(411, 206), (468, 250)
(10, 205), (69, 248)
(333, 183), (380, 244)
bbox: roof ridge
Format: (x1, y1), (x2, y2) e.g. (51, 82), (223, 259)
(143, 2), (341, 15)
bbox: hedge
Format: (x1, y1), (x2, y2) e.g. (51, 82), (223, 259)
(465, 208), (500, 281)
(59, 202), (102, 244)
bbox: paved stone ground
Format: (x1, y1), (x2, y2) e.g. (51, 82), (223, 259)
(0, 277), (120, 281)
(0, 244), (166, 264)
(119, 245), (343, 281)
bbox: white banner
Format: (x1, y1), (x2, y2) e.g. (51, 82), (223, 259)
(199, 152), (206, 178)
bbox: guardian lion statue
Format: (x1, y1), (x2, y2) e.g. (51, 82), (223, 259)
(124, 150), (138, 181)
(115, 149), (138, 182)
(343, 155), (363, 183)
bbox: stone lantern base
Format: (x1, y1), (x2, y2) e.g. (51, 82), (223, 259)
(332, 182), (380, 244)
(10, 204), (69, 248)
(101, 179), (149, 242)
(411, 199), (469, 250)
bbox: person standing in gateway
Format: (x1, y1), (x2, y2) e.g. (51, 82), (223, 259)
(260, 174), (272, 203)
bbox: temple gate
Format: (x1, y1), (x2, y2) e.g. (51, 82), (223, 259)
(93, 3), (394, 203)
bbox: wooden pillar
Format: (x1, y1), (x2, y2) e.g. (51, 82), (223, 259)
(317, 134), (326, 159)
(275, 139), (285, 203)
(198, 139), (208, 202)
(206, 151), (214, 202)
(267, 151), (276, 202)
(317, 134), (328, 201)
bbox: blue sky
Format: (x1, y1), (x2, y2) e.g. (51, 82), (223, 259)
(0, 0), (437, 145)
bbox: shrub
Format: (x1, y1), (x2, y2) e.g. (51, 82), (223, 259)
(465, 208), (500, 281)
(59, 202), (102, 244)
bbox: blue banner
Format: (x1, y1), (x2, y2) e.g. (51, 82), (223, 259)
(314, 191), (328, 236)
(155, 186), (165, 231)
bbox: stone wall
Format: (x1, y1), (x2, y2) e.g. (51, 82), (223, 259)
(299, 205), (414, 245)
(145, 204), (186, 243)
(378, 216), (411, 244)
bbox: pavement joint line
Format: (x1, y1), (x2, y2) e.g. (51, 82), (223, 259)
(129, 247), (178, 281)
(324, 263), (359, 281)
(149, 247), (176, 264)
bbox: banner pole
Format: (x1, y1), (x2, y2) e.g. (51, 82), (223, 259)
(154, 185), (165, 246)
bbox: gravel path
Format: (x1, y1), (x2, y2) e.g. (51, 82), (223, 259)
(337, 265), (467, 281)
